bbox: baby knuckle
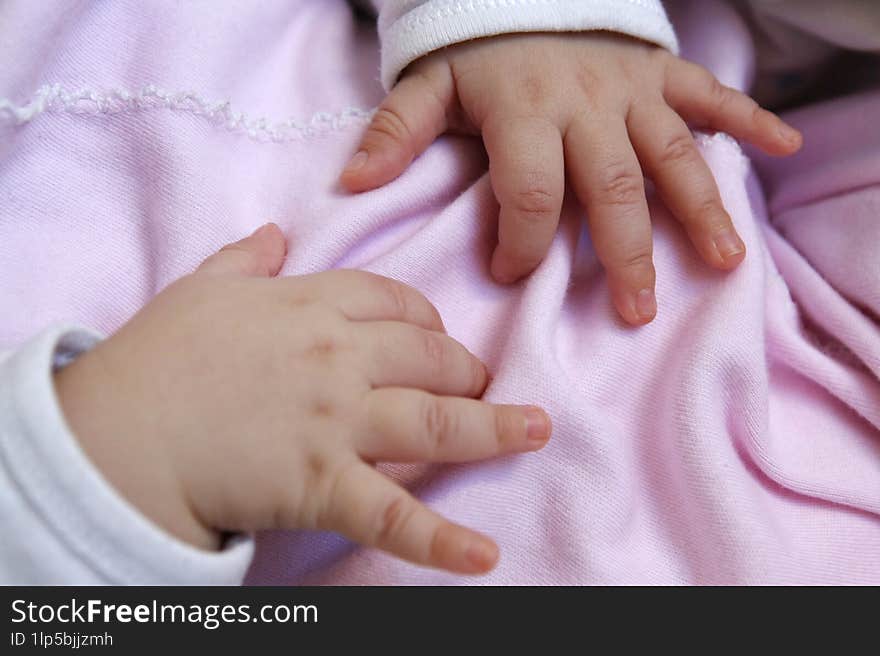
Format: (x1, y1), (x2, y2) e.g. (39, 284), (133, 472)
(369, 106), (413, 145)
(299, 453), (337, 530)
(681, 199), (727, 233)
(598, 167), (644, 206)
(659, 133), (697, 167)
(306, 451), (330, 481)
(420, 331), (448, 372)
(427, 527), (449, 566)
(750, 102), (767, 126)
(469, 356), (488, 396)
(315, 460), (356, 531)
(696, 197), (726, 223)
(512, 186), (557, 220)
(311, 398), (336, 418)
(574, 67), (602, 96)
(306, 335), (338, 358)
(421, 397), (457, 453)
(492, 406), (516, 449)
(373, 495), (415, 546)
(517, 75), (549, 107)
(618, 248), (654, 271)
(707, 76), (732, 110)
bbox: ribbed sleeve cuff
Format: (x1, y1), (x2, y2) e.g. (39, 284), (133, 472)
(379, 0), (679, 89)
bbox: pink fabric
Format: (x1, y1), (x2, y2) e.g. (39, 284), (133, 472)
(1, 0), (878, 584)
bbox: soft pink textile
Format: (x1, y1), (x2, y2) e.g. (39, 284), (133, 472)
(1, 0), (878, 584)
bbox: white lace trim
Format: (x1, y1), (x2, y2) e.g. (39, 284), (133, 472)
(0, 84), (376, 142)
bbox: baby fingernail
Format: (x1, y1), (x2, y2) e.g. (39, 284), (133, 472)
(635, 288), (657, 322)
(465, 539), (499, 571)
(778, 123), (801, 144)
(713, 228), (745, 262)
(525, 406), (550, 445)
(490, 254), (520, 285)
(343, 150), (368, 173)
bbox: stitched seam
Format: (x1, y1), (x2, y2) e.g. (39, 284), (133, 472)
(394, 0), (665, 34)
(0, 84), (376, 142)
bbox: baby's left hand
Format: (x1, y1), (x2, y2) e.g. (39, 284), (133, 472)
(341, 33), (802, 325)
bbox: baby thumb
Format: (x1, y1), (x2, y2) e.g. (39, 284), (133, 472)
(339, 61), (454, 193)
(197, 223), (288, 277)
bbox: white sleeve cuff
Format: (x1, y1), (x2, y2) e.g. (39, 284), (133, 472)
(377, 0), (679, 89)
(0, 325), (254, 585)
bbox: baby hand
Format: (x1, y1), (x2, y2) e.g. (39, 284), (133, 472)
(55, 224), (551, 574)
(341, 33), (802, 325)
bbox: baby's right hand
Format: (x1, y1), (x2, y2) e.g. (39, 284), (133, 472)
(54, 224), (550, 574)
